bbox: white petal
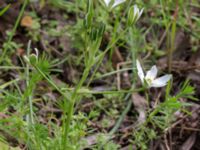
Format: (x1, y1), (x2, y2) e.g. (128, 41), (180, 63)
(151, 75), (172, 88)
(146, 65), (157, 80)
(133, 5), (143, 22)
(138, 8), (144, 19)
(112, 0), (126, 8)
(134, 5), (139, 17)
(104, 0), (111, 6)
(34, 48), (39, 58)
(136, 60), (145, 83)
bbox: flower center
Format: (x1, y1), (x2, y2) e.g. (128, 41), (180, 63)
(145, 77), (153, 85)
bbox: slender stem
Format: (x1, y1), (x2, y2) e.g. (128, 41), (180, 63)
(62, 87), (144, 95)
(145, 90), (150, 109)
(129, 27), (138, 82)
(1, 0), (29, 61)
(33, 65), (70, 100)
(26, 41), (34, 125)
(0, 66), (28, 70)
(94, 67), (134, 80)
(109, 97), (132, 135)
(0, 78), (20, 89)
(99, 92), (134, 149)
(62, 67), (91, 149)
(0, 4), (10, 16)
(168, 17), (177, 72)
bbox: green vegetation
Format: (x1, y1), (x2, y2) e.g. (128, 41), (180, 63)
(0, 0), (199, 149)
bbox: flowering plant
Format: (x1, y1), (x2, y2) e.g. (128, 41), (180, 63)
(128, 5), (144, 25)
(136, 60), (172, 88)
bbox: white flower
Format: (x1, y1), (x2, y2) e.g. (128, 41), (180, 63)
(133, 5), (143, 22)
(104, 0), (126, 8)
(136, 60), (172, 88)
(128, 5), (143, 25)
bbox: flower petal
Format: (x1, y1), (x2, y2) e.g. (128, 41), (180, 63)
(134, 5), (139, 17)
(151, 74), (172, 88)
(112, 0), (126, 8)
(138, 8), (144, 18)
(136, 60), (145, 83)
(146, 65), (157, 80)
(104, 0), (111, 6)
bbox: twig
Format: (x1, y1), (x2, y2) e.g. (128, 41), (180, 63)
(164, 134), (170, 150)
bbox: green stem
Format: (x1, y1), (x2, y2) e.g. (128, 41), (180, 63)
(145, 90), (150, 108)
(33, 65), (70, 100)
(168, 17), (177, 72)
(87, 28), (128, 87)
(100, 86), (145, 148)
(1, 0), (29, 61)
(62, 87), (144, 95)
(62, 67), (91, 149)
(0, 4), (10, 16)
(109, 97), (132, 135)
(93, 67), (134, 80)
(128, 26), (138, 82)
(26, 41), (34, 125)
(99, 92), (134, 149)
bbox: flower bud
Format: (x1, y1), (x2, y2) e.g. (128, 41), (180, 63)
(128, 5), (143, 26)
(23, 48), (39, 65)
(84, 0), (93, 29)
(29, 54), (38, 64)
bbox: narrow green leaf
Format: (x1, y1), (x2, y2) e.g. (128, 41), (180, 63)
(0, 5), (10, 16)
